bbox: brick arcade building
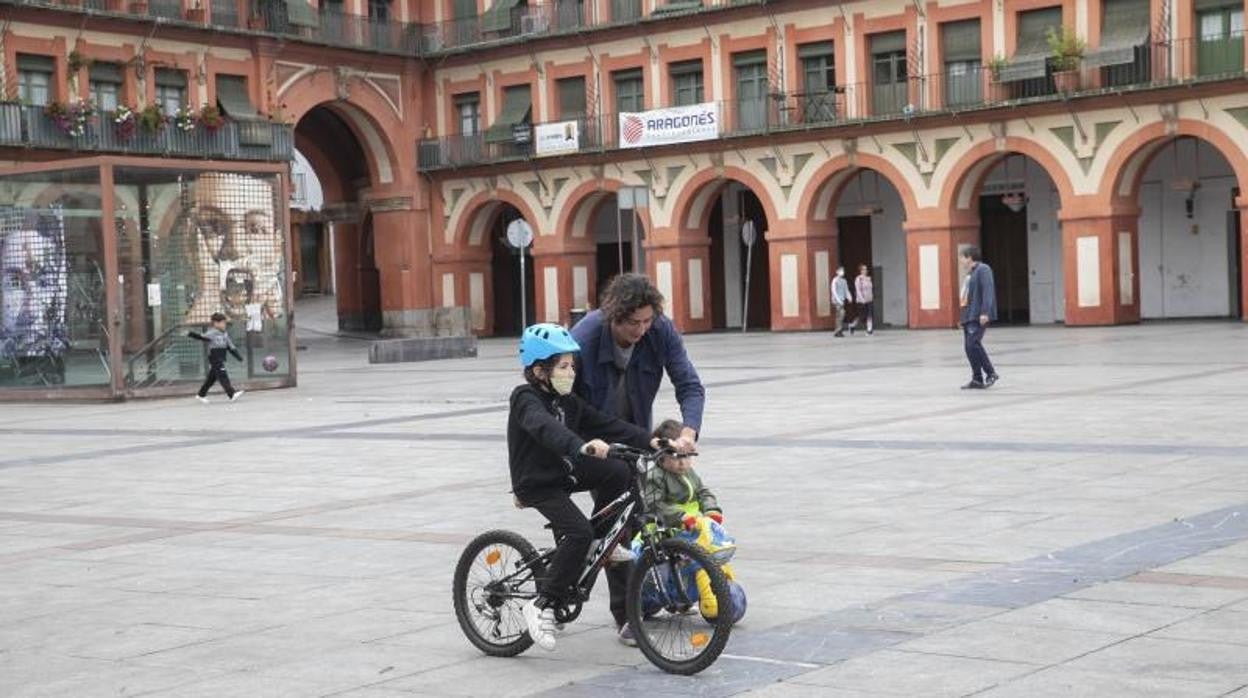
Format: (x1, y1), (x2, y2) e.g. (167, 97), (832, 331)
(4, 0), (1248, 361)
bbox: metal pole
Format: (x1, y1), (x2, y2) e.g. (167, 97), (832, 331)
(519, 246), (528, 328)
(631, 188), (642, 272)
(742, 240), (753, 333)
(616, 201), (625, 273)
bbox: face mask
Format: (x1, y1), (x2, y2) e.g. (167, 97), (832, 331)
(549, 372), (575, 396)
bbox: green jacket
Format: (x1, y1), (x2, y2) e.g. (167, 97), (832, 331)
(643, 465), (720, 528)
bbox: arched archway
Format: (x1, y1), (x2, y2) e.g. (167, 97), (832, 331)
(940, 143), (1073, 324)
(802, 163), (913, 329)
(294, 104), (382, 332)
(673, 178), (772, 330)
(451, 198), (538, 337)
(1102, 126), (1248, 319)
(559, 182), (651, 304)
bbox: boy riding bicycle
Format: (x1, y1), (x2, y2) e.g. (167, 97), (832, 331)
(508, 323), (678, 651)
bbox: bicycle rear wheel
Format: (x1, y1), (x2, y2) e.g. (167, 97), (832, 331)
(627, 537), (733, 675)
(452, 529), (544, 657)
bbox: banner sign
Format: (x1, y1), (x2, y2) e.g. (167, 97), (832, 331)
(534, 121), (580, 156)
(618, 103), (719, 149)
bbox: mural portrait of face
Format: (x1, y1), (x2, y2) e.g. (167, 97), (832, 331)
(185, 173), (285, 325)
(0, 220), (69, 358)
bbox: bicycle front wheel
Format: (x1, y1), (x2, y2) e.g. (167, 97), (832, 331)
(627, 537), (733, 675)
(452, 529), (543, 657)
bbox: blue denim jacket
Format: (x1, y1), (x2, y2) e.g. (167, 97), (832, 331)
(570, 310), (705, 434)
(960, 262), (998, 325)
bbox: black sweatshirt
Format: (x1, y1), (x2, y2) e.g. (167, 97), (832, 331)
(507, 383), (652, 501)
(188, 329), (243, 364)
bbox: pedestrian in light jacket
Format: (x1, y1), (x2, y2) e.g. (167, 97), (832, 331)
(958, 246), (999, 390)
(830, 266), (853, 337)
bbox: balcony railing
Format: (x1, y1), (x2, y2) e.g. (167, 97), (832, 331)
(417, 38), (1247, 172)
(0, 104), (293, 161)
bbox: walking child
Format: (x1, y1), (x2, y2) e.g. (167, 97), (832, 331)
(188, 312), (244, 403)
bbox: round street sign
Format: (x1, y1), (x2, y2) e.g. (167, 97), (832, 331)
(741, 220), (757, 247)
(506, 219), (534, 249)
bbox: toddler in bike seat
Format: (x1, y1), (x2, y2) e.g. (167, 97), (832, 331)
(639, 419), (743, 622)
(507, 323), (664, 652)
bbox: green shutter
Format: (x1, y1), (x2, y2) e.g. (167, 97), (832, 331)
(89, 62), (123, 83)
(652, 0), (702, 15)
(485, 85), (532, 143)
(732, 50), (766, 68)
(155, 68), (188, 88)
(17, 54), (54, 72)
(942, 20), (982, 62)
(557, 77), (586, 118)
(286, 0), (320, 28)
(453, 0), (477, 18)
(482, 0), (520, 32)
(871, 31), (906, 56)
(797, 42), (834, 59)
(216, 75), (261, 120)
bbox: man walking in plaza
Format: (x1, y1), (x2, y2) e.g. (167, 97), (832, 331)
(959, 246), (998, 390)
(569, 272), (704, 645)
(830, 266), (853, 337)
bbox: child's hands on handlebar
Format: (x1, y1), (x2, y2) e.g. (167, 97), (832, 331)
(580, 439), (611, 459)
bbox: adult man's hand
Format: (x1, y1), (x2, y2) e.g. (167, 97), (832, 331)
(979, 314), (989, 326)
(674, 427), (698, 454)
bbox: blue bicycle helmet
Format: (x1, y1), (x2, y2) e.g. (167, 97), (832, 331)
(519, 323), (580, 367)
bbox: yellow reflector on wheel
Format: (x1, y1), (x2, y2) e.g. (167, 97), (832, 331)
(484, 549), (501, 565)
(689, 632), (709, 648)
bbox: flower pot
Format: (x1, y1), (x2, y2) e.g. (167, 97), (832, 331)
(1053, 69), (1080, 93)
(129, 0), (148, 13)
(247, 15), (265, 30)
(185, 7), (205, 21)
(988, 80), (1009, 103)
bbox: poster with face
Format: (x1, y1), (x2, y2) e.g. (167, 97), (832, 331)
(183, 173), (285, 326)
(0, 207), (69, 360)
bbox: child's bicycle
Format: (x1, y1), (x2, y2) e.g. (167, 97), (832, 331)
(452, 442), (734, 675)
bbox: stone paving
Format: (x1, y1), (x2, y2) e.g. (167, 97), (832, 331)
(2, 304), (1248, 697)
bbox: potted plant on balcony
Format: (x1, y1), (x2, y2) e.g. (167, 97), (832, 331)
(199, 104), (226, 132)
(67, 50), (92, 74)
(987, 54), (1010, 102)
(45, 99), (95, 138)
(113, 104), (137, 140)
(173, 104), (197, 132)
(185, 1), (205, 22)
(247, 10), (266, 30)
(138, 103), (167, 134)
(130, 0), (149, 14)
(1047, 26), (1085, 93)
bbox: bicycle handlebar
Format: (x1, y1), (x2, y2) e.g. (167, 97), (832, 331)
(606, 440), (697, 463)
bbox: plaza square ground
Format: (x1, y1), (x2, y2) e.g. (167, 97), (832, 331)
(2, 310), (1248, 697)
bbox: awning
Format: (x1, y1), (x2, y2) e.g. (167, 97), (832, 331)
(797, 42), (834, 60)
(942, 19), (982, 62)
(216, 75), (261, 120)
(485, 86), (531, 143)
(155, 68), (187, 88)
(732, 50), (767, 68)
(1085, 0), (1150, 67)
(652, 1), (703, 16)
(16, 54), (54, 73)
(871, 31), (906, 55)
(1001, 7), (1060, 81)
(88, 62), (123, 84)
(482, 0), (520, 32)
(286, 0), (319, 28)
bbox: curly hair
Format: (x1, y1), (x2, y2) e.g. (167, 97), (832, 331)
(599, 273), (664, 324)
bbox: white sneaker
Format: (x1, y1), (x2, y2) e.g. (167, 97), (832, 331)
(196, 396), (210, 405)
(229, 391), (245, 403)
(522, 599), (556, 651)
(608, 545), (634, 565)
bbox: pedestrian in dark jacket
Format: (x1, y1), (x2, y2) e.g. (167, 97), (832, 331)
(509, 322), (672, 652)
(958, 246), (999, 390)
(570, 273), (703, 449)
(188, 312), (244, 403)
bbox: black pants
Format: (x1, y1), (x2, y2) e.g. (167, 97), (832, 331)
(962, 322), (996, 382)
(198, 362), (235, 398)
(527, 457), (634, 628)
